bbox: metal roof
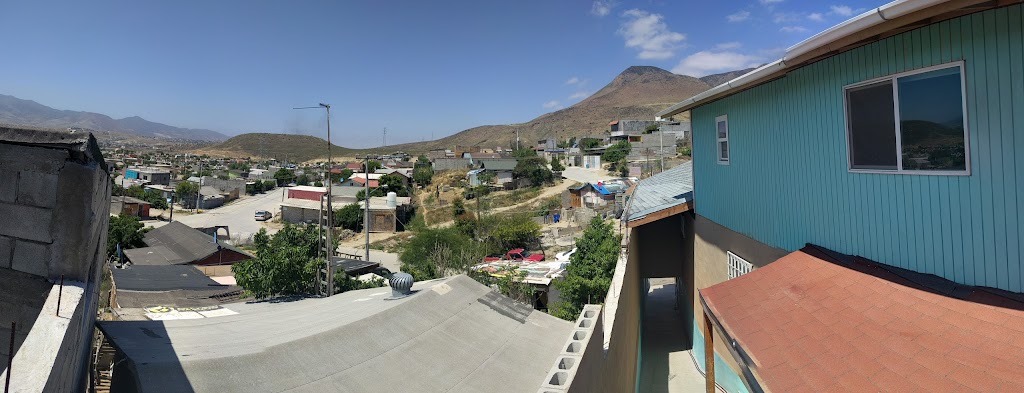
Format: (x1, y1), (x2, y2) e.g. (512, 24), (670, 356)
(625, 161), (693, 223)
(111, 265), (226, 291)
(126, 222), (250, 265)
(478, 158), (518, 171)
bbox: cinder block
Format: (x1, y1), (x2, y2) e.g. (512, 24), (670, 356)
(11, 240), (49, 278)
(0, 170), (16, 203)
(0, 236), (12, 268)
(16, 171), (58, 208)
(0, 202), (53, 243)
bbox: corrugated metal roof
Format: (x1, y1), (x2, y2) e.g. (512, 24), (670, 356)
(625, 161), (693, 222)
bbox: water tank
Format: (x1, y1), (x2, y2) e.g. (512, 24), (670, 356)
(386, 192), (397, 208)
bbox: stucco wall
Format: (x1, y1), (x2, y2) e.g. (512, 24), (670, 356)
(691, 214), (788, 393)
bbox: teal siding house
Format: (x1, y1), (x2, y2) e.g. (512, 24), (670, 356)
(657, 1), (1024, 392)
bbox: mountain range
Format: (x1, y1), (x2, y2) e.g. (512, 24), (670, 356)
(383, 65), (753, 152)
(2, 65), (752, 156)
(0, 94), (227, 141)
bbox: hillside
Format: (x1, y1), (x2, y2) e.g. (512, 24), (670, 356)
(0, 94), (227, 141)
(387, 66), (739, 152)
(699, 67), (757, 87)
(195, 133), (354, 162)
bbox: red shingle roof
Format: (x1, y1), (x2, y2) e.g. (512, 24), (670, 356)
(700, 246), (1024, 393)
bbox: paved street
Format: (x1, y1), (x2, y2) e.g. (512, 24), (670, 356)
(561, 166), (618, 184)
(171, 188), (286, 243)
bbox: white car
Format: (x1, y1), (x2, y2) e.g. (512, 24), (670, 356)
(555, 248), (576, 262)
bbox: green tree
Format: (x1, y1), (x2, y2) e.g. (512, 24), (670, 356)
(550, 217), (621, 320)
(124, 185), (147, 199)
(478, 213), (541, 251)
(334, 203), (363, 231)
(550, 157), (565, 172)
(175, 181), (200, 208)
(273, 168), (295, 186)
(232, 225), (319, 299)
(602, 141), (632, 163)
(581, 138), (601, 149)
(451, 197), (467, 218)
(416, 155), (430, 165)
(107, 214), (149, 258)
(366, 160), (383, 172)
(330, 169), (353, 184)
(143, 189), (168, 210)
(513, 148), (537, 158)
(295, 174), (310, 186)
(413, 166), (434, 186)
(513, 157), (554, 187)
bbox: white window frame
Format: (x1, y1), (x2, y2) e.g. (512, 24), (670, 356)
(843, 61), (971, 176)
(715, 115), (729, 165)
(727, 251), (753, 280)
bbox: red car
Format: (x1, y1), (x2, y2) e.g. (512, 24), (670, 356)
(483, 248), (545, 262)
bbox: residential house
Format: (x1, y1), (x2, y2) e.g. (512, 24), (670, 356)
(360, 194), (412, 233)
(123, 222), (252, 267)
(476, 158), (517, 185)
(125, 167), (171, 185)
(568, 179), (632, 209)
(200, 176), (246, 201)
(108, 264), (241, 310)
(653, 2), (1024, 391)
(286, 185), (327, 202)
(111, 196), (151, 219)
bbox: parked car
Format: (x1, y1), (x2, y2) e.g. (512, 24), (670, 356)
(555, 248), (576, 262)
(254, 210), (273, 221)
(482, 248), (545, 262)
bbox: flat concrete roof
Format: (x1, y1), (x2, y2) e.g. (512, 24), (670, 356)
(97, 275), (573, 392)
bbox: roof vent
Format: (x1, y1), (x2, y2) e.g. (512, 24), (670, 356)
(388, 272), (414, 299)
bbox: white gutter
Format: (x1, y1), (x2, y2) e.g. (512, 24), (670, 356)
(657, 0), (949, 118)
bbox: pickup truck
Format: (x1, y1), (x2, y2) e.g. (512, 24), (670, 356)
(483, 248), (545, 262)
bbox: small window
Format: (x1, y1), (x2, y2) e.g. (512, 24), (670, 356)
(716, 115), (729, 164)
(845, 62), (969, 174)
(728, 251), (753, 279)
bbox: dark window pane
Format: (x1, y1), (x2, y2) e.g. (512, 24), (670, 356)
(897, 67), (967, 171)
(719, 141), (728, 160)
(717, 120), (727, 139)
(847, 81), (897, 170)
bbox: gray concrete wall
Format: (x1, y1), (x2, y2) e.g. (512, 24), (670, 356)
(0, 130), (110, 392)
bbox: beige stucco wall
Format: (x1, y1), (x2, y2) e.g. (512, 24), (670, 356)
(692, 213), (789, 386)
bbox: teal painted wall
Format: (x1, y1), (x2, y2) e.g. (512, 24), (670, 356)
(690, 320), (749, 393)
(691, 5), (1024, 292)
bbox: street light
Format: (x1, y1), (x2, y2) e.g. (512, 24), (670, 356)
(294, 103), (333, 296)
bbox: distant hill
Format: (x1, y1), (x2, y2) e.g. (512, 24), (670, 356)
(386, 66), (737, 152)
(699, 68), (757, 87)
(195, 133), (354, 163)
(0, 94), (227, 141)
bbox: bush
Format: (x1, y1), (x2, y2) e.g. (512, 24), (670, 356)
(550, 217), (621, 320)
(513, 157), (554, 187)
(334, 203), (363, 231)
(399, 227), (481, 280)
(602, 141), (631, 163)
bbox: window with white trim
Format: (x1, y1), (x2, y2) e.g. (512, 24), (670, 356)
(727, 251), (753, 279)
(845, 62), (969, 175)
(716, 115), (729, 164)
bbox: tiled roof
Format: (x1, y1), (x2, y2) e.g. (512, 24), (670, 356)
(625, 161), (692, 222)
(700, 245), (1024, 393)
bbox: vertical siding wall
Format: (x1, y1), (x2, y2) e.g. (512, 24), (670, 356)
(691, 5), (1024, 292)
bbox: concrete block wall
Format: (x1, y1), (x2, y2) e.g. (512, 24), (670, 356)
(0, 142), (111, 281)
(538, 304), (603, 393)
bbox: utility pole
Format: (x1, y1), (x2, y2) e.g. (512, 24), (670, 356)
(363, 155), (370, 261)
(196, 160), (203, 212)
(659, 127), (665, 174)
(383, 127), (387, 150)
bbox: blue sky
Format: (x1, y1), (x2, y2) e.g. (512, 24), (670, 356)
(0, 0), (884, 147)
